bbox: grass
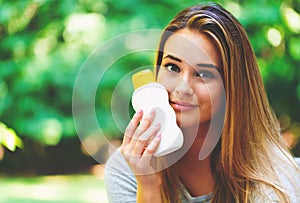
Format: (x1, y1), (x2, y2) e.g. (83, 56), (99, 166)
(0, 174), (108, 203)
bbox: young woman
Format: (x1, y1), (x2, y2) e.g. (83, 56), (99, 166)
(105, 3), (300, 203)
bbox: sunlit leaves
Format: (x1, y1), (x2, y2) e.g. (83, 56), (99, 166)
(281, 3), (300, 33)
(63, 13), (106, 47)
(0, 1), (40, 34)
(0, 122), (23, 152)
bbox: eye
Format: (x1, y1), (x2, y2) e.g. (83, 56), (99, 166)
(195, 70), (215, 79)
(164, 63), (180, 73)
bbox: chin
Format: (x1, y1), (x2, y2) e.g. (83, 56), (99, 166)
(176, 112), (200, 127)
(176, 118), (199, 129)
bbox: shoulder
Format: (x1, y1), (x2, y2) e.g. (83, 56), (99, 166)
(271, 154), (300, 202)
(252, 146), (300, 202)
(294, 157), (300, 167)
(105, 148), (132, 174)
(252, 157), (300, 202)
(276, 157), (300, 202)
(104, 148), (137, 202)
(104, 148), (136, 186)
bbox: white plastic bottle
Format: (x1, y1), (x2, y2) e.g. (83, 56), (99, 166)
(131, 69), (183, 156)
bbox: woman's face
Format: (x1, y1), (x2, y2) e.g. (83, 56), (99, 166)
(157, 29), (225, 128)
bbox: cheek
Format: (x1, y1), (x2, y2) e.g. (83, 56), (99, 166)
(195, 84), (224, 107)
(194, 86), (210, 103)
(157, 71), (177, 91)
(203, 85), (225, 114)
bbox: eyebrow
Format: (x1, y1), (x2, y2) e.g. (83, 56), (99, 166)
(164, 54), (220, 71)
(164, 55), (182, 62)
(196, 63), (219, 70)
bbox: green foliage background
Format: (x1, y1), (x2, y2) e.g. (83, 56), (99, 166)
(0, 0), (300, 171)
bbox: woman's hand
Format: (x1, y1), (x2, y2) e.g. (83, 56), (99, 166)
(120, 108), (161, 178)
(120, 109), (163, 202)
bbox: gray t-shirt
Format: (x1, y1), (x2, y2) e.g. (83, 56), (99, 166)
(104, 149), (300, 203)
(104, 149), (211, 203)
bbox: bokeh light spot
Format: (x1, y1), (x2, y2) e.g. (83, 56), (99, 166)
(266, 27), (282, 47)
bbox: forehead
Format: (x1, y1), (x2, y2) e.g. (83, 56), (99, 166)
(163, 29), (220, 67)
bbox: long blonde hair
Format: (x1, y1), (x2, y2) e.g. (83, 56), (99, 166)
(155, 3), (299, 202)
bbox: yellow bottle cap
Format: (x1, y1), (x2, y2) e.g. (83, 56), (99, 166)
(132, 69), (155, 90)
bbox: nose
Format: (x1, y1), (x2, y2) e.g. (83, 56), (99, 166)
(174, 75), (194, 96)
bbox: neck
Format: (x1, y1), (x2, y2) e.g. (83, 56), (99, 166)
(175, 122), (216, 197)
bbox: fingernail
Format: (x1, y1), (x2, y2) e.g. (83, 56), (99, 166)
(155, 133), (161, 139)
(156, 123), (161, 127)
(136, 109), (143, 114)
(150, 109), (156, 115)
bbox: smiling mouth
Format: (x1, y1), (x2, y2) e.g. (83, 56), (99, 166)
(170, 100), (198, 111)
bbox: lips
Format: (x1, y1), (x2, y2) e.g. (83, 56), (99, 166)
(170, 99), (198, 111)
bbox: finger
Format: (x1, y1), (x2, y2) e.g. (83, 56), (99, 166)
(122, 109), (143, 147)
(124, 115), (151, 155)
(125, 109), (156, 155)
(133, 123), (161, 155)
(142, 133), (161, 163)
(132, 109), (156, 140)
